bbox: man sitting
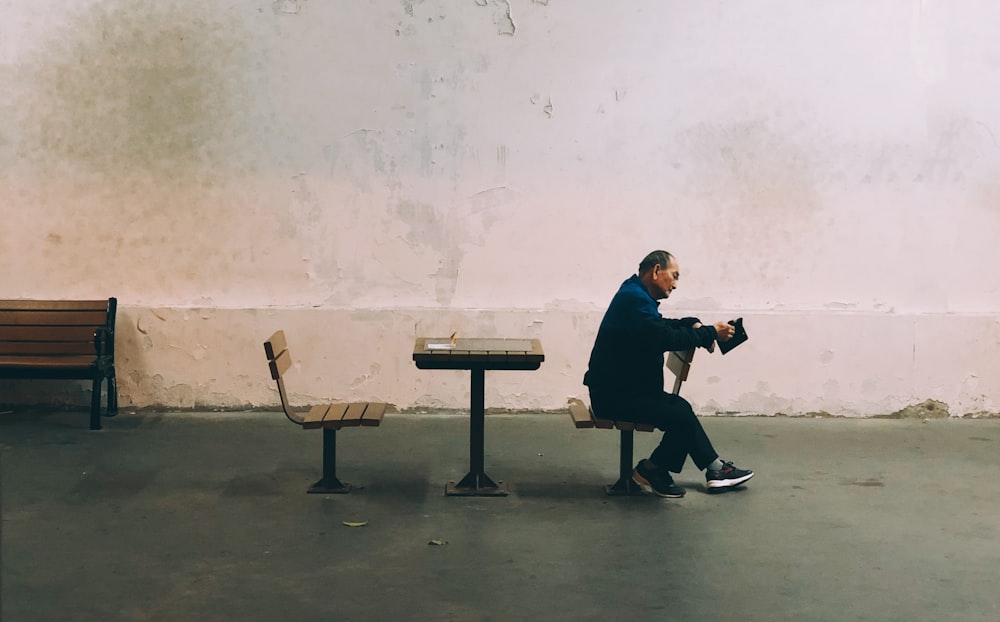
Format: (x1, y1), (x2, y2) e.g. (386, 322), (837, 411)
(584, 250), (754, 498)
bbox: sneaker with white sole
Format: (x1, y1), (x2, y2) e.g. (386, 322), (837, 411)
(705, 461), (754, 489)
(632, 460), (685, 498)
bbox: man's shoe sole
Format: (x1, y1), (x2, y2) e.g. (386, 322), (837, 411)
(632, 470), (685, 498)
(706, 472), (754, 489)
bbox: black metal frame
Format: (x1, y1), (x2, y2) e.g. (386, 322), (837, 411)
(306, 427), (352, 494)
(605, 429), (648, 496)
(265, 331), (368, 495)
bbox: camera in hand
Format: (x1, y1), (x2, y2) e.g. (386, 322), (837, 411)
(717, 317), (748, 355)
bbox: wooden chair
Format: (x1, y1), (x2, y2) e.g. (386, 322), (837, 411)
(568, 348), (696, 496)
(263, 330), (387, 494)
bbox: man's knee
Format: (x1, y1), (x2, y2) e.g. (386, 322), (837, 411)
(662, 392), (693, 411)
(659, 393), (699, 424)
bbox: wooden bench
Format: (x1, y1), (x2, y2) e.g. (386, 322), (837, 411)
(568, 348), (695, 496)
(263, 330), (387, 494)
(0, 298), (118, 430)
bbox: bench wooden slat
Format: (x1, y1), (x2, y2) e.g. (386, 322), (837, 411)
(0, 342), (97, 356)
(0, 310), (111, 327)
(302, 404), (330, 429)
(0, 355), (99, 370)
(360, 402), (387, 427)
(568, 398), (595, 428)
(0, 325), (97, 342)
(0, 300), (109, 312)
(615, 421), (636, 431)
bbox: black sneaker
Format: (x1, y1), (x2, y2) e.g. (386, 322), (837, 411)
(632, 460), (685, 498)
(705, 461), (754, 489)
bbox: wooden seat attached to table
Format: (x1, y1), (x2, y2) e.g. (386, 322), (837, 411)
(568, 348), (695, 496)
(263, 330), (387, 494)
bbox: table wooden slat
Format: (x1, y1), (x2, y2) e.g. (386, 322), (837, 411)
(413, 337), (544, 370)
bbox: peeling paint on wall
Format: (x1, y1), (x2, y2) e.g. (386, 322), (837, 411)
(401, 0), (423, 17)
(886, 399), (950, 419)
(528, 94), (554, 117)
(476, 0), (515, 36)
(3, 2), (1000, 414)
(274, 0), (305, 16)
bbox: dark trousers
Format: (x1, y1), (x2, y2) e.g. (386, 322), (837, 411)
(590, 390), (719, 473)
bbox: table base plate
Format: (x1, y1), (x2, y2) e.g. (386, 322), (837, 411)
(446, 472), (508, 496)
(605, 477), (649, 497)
(307, 478), (352, 494)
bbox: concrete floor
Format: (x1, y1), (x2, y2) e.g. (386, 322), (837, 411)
(1, 409), (999, 622)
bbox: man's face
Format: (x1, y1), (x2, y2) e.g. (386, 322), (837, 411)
(650, 258), (680, 300)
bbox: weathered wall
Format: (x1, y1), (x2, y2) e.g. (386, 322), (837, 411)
(2, 1), (998, 416)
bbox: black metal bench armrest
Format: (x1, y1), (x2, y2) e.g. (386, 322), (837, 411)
(94, 326), (115, 357)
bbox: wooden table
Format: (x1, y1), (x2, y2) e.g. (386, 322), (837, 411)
(413, 337), (544, 496)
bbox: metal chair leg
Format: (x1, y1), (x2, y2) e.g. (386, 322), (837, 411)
(606, 429), (646, 496)
(308, 428), (351, 494)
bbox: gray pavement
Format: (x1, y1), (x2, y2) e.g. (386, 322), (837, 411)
(2, 409), (999, 622)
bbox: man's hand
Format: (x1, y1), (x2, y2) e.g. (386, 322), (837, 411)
(692, 321), (736, 341)
(693, 321), (734, 351)
(713, 321), (736, 341)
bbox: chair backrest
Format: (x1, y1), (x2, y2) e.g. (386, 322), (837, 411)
(263, 330), (305, 425)
(666, 348), (696, 395)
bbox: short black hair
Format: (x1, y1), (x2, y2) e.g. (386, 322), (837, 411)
(638, 250), (673, 275)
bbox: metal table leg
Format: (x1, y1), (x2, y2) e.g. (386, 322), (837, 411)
(447, 367), (507, 496)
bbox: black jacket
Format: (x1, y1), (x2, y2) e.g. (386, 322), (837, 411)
(584, 275), (718, 397)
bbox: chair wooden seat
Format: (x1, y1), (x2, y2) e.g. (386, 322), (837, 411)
(568, 348), (695, 496)
(264, 329), (386, 494)
(299, 401), (388, 430)
(567, 399), (655, 432)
